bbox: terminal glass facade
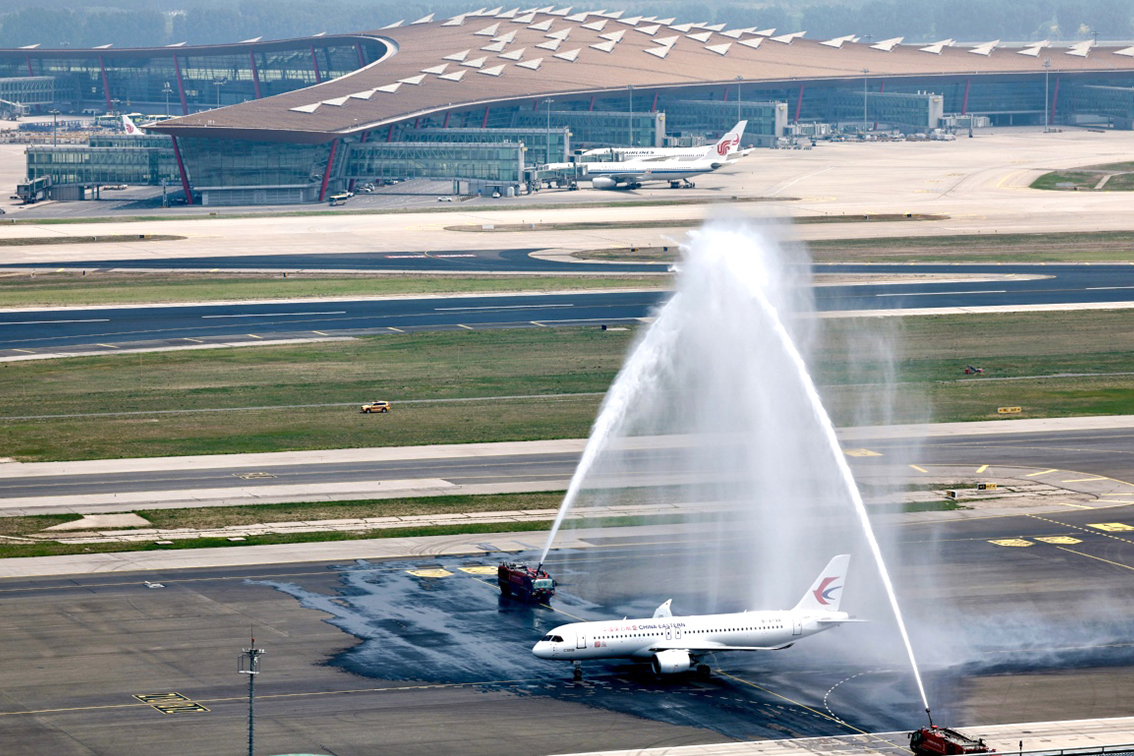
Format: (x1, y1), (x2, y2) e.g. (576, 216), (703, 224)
(343, 141), (525, 183)
(659, 98), (788, 146)
(401, 127), (570, 163)
(0, 37), (384, 116)
(26, 144), (178, 186)
(177, 137), (332, 189)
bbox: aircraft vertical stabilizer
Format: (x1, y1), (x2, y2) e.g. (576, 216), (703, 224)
(792, 554), (850, 613)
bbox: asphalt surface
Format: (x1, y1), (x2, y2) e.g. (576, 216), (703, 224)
(4, 263), (1134, 356)
(4, 496), (1134, 756)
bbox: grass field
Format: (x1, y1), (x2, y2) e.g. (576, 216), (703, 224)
(0, 488), (959, 559)
(1031, 161), (1134, 191)
(3, 311), (1134, 461)
(0, 270), (668, 307)
(578, 230), (1134, 263)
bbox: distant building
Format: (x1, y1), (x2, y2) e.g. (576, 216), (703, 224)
(7, 14), (1134, 205)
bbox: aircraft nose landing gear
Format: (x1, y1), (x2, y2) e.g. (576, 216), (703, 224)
(573, 661), (583, 681)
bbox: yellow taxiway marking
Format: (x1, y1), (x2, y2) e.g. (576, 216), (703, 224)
(247, 334), (263, 339)
(1102, 491), (1134, 495)
(457, 324), (474, 330)
(312, 330), (329, 336)
(12, 348), (34, 353)
(1025, 469), (1059, 477)
(1035, 536), (1082, 545)
(1057, 547), (1134, 572)
(1059, 502), (1094, 509)
(406, 568), (453, 578)
(989, 539), (1033, 547)
(843, 448), (882, 457)
(909, 464), (929, 473)
(1088, 523), (1134, 532)
(715, 671), (872, 737)
(133, 692), (209, 714)
(531, 321), (548, 327)
(976, 465), (989, 473)
(95, 343), (119, 349)
(1063, 477), (1108, 483)
(387, 327), (405, 333)
(458, 566), (498, 575)
(183, 338), (203, 343)
(1027, 514), (1134, 548)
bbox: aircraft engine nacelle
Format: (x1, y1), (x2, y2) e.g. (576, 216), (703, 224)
(651, 649), (693, 675)
(591, 176), (620, 190)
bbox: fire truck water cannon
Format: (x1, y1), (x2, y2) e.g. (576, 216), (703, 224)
(910, 719), (994, 756)
(497, 562), (556, 603)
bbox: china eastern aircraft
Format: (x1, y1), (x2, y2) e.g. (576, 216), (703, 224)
(532, 555), (858, 679)
(581, 120), (749, 162)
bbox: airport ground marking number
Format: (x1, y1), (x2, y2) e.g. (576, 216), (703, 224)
(1088, 522), (1134, 532)
(989, 539), (1033, 547)
(843, 448), (882, 457)
(132, 693), (209, 714)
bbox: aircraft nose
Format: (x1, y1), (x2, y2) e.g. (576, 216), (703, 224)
(532, 641), (551, 659)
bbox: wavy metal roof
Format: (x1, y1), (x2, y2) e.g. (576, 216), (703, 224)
(148, 8), (1134, 143)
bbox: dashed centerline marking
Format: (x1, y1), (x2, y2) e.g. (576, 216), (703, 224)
(202, 311), (346, 319)
(0, 318), (109, 326)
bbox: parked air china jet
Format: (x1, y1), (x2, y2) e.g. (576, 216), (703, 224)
(583, 156), (727, 190)
(532, 554), (859, 680)
(122, 114), (143, 136)
(581, 120), (749, 162)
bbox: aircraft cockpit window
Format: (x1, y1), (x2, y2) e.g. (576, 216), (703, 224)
(541, 635), (565, 643)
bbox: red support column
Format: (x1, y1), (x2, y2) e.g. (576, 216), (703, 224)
(651, 92), (658, 111)
(443, 111), (450, 128)
(170, 136), (194, 206)
(533, 100), (539, 110)
(355, 42), (366, 68)
(386, 124), (394, 141)
(961, 78), (970, 115)
(311, 46), (323, 84)
(481, 107), (490, 128)
(173, 55), (188, 115)
(1051, 76), (1061, 125)
(794, 84), (804, 122)
(318, 139), (338, 202)
(98, 55), (112, 111)
(722, 86), (729, 102)
(26, 56), (33, 76)
(249, 51), (262, 99)
(588, 94), (595, 111)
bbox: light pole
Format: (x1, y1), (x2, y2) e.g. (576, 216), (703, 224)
(50, 109), (59, 147)
(627, 84), (634, 146)
(1043, 57), (1051, 132)
(213, 79), (225, 109)
(862, 68), (869, 135)
(162, 81), (172, 117)
(544, 97), (553, 166)
(238, 633), (265, 756)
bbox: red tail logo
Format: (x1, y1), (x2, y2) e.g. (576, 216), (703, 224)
(716, 134), (740, 156)
(812, 577), (841, 606)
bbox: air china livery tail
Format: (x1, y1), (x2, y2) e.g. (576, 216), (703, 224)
(122, 114), (143, 136)
(532, 555), (859, 679)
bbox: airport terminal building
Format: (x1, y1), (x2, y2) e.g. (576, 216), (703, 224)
(8, 9), (1134, 204)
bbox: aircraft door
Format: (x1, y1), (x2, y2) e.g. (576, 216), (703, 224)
(676, 625), (683, 640)
(792, 618), (802, 636)
(666, 625), (672, 640)
(576, 632), (586, 649)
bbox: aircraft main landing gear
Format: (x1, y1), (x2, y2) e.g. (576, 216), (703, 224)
(573, 661), (583, 681)
(696, 664), (711, 679)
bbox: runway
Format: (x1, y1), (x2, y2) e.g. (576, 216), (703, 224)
(4, 423), (1134, 515)
(3, 498), (1134, 756)
(4, 263), (1134, 356)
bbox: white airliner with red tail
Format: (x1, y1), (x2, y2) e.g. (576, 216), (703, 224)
(581, 120), (749, 162)
(532, 554), (859, 679)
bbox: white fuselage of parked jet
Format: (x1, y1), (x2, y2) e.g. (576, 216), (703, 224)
(583, 158), (725, 189)
(533, 554), (858, 675)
